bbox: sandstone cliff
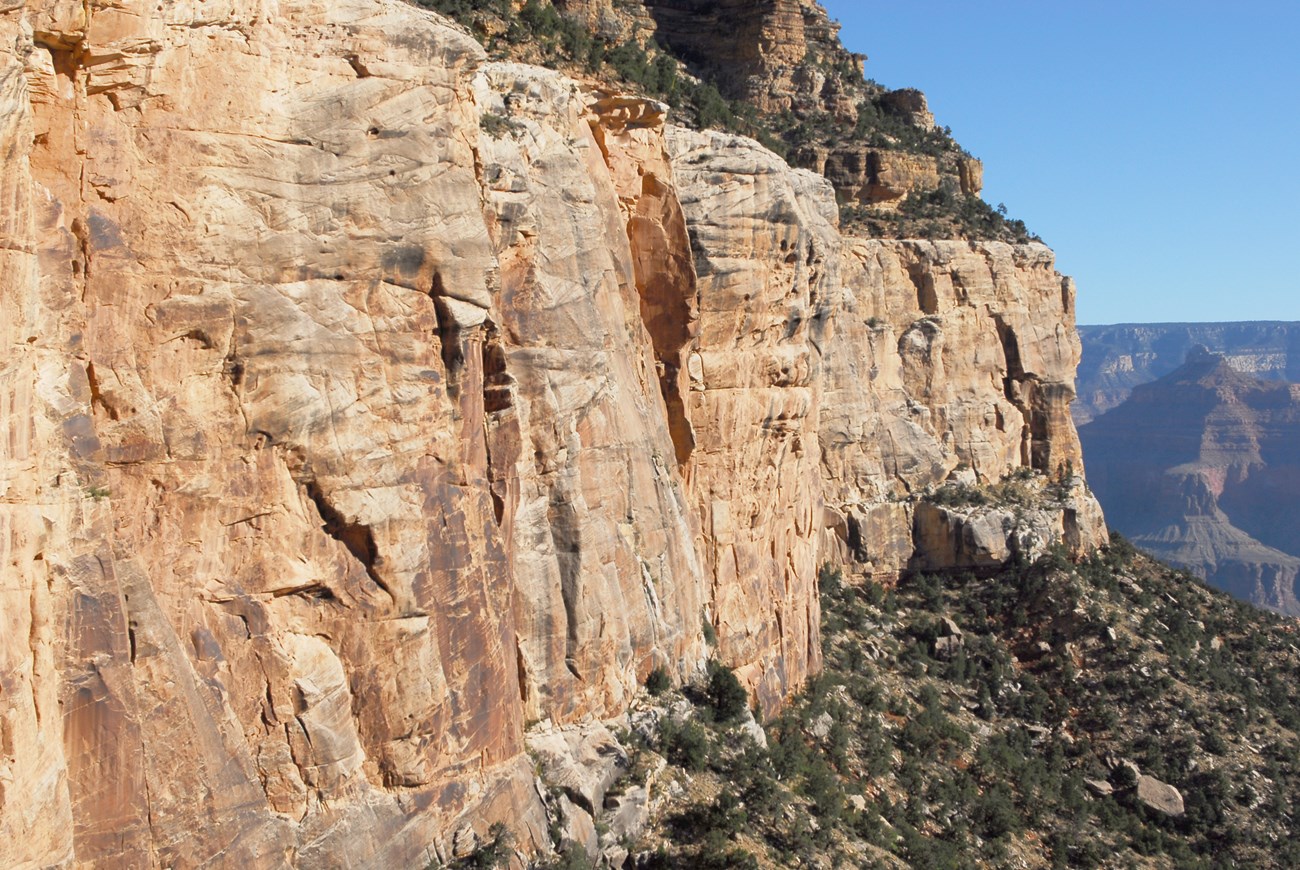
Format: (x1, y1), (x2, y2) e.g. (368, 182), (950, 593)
(0, 0), (1101, 865)
(1075, 321), (1300, 424)
(638, 0), (982, 208)
(1080, 348), (1300, 614)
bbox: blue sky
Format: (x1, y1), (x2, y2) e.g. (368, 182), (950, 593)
(820, 1), (1300, 325)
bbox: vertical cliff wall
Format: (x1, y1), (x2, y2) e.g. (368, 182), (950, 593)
(0, 0), (1103, 864)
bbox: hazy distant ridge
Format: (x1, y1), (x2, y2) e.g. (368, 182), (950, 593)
(1075, 321), (1300, 424)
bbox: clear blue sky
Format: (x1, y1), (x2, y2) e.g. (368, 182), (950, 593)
(820, 1), (1300, 325)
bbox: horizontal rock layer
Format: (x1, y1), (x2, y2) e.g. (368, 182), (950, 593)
(1081, 350), (1300, 614)
(1075, 321), (1300, 425)
(0, 0), (1101, 865)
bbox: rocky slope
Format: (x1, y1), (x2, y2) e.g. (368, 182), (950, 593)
(1075, 321), (1300, 424)
(1080, 348), (1300, 614)
(618, 542), (1300, 869)
(0, 0), (1101, 865)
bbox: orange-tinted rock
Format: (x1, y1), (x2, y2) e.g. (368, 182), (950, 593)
(0, 1), (1103, 864)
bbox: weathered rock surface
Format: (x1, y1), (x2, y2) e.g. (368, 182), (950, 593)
(640, 0), (977, 209)
(911, 480), (1108, 574)
(1076, 321), (1300, 424)
(0, 0), (1102, 864)
(1136, 775), (1186, 817)
(1081, 348), (1300, 614)
(527, 722), (628, 816)
(820, 240), (1105, 578)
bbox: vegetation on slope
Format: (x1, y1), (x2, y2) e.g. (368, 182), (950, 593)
(413, 0), (1039, 244)
(603, 538), (1300, 868)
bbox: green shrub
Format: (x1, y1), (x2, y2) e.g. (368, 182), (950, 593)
(705, 661), (749, 723)
(701, 615), (718, 647)
(660, 717), (709, 771)
(645, 665), (671, 695)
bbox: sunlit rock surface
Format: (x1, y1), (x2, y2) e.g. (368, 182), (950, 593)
(0, 0), (1102, 864)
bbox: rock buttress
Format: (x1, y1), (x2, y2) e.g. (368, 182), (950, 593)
(0, 0), (1106, 863)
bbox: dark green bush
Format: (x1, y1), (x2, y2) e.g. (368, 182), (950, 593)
(645, 665), (671, 695)
(705, 660), (749, 723)
(660, 717), (709, 771)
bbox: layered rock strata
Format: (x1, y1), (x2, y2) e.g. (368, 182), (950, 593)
(1075, 321), (1300, 424)
(0, 0), (1101, 864)
(1081, 349), (1300, 614)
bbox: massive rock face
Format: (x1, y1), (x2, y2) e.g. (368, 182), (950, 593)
(820, 239), (1103, 576)
(1080, 348), (1300, 614)
(0, 0), (1101, 864)
(1075, 321), (1300, 424)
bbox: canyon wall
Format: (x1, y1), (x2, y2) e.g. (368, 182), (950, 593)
(0, 0), (1101, 865)
(1081, 349), (1300, 615)
(1076, 321), (1300, 424)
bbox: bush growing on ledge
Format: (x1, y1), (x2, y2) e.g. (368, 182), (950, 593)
(645, 665), (671, 695)
(705, 660), (749, 723)
(447, 821), (512, 869)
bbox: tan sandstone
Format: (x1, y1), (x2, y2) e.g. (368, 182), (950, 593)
(0, 0), (1104, 864)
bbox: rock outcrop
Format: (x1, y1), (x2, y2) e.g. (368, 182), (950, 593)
(820, 240), (1104, 577)
(641, 0), (862, 119)
(0, 0), (1102, 864)
(1080, 348), (1300, 614)
(639, 0), (979, 209)
(1075, 321), (1300, 424)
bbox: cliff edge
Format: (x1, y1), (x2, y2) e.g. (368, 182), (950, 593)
(0, 0), (1102, 865)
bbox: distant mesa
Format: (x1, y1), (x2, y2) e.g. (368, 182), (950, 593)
(1183, 343), (1223, 365)
(1079, 349), (1300, 614)
(1074, 321), (1300, 425)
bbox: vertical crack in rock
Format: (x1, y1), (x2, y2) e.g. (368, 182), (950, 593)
(994, 314), (1024, 403)
(628, 171), (698, 469)
(908, 262), (938, 315)
(429, 271), (463, 402)
(85, 362), (120, 421)
(845, 512), (867, 563)
(515, 641), (530, 705)
(482, 321), (515, 527)
(993, 314), (1047, 470)
(546, 483), (583, 680)
(303, 480), (391, 601)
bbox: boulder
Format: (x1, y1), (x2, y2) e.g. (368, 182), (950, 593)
(527, 723), (630, 815)
(933, 635), (964, 661)
(604, 786), (650, 841)
(1136, 775), (1185, 817)
(1084, 779), (1114, 797)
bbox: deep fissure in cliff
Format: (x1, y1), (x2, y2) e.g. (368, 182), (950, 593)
(304, 480), (391, 598)
(627, 172), (698, 469)
(993, 314), (1050, 471)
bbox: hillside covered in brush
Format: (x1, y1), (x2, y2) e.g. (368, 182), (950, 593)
(510, 539), (1300, 869)
(418, 0), (1036, 242)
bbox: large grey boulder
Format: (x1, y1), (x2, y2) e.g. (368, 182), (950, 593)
(1136, 775), (1185, 816)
